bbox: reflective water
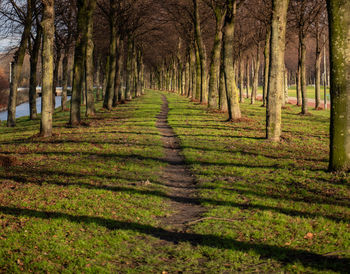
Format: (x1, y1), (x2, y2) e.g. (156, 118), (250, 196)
(0, 96), (71, 121)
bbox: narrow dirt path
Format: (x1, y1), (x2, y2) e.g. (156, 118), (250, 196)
(156, 94), (205, 232)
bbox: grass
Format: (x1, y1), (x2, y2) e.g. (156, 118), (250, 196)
(257, 85), (331, 101)
(0, 90), (349, 273)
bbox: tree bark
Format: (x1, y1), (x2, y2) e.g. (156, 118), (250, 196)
(300, 31), (308, 114)
(223, 0), (241, 120)
(125, 37), (133, 101)
(218, 55), (227, 112)
(327, 0), (350, 171)
(52, 46), (61, 112)
(315, 21), (322, 109)
(239, 57), (244, 103)
(113, 37), (122, 107)
(251, 44), (261, 105)
(7, 0), (33, 127)
(85, 2), (96, 117)
(245, 58), (250, 99)
(262, 28), (271, 107)
(29, 23), (42, 120)
(266, 0), (289, 142)
(40, 0), (55, 137)
(70, 0), (95, 126)
(193, 0), (208, 104)
(208, 6), (225, 109)
(61, 50), (69, 111)
(103, 0), (117, 110)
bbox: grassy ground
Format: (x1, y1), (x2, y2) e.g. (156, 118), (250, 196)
(257, 85), (330, 101)
(0, 90), (349, 272)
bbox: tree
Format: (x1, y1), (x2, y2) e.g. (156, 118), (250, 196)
(70, 0), (96, 126)
(5, 0), (33, 127)
(222, 0), (241, 121)
(266, 0), (289, 142)
(327, 0), (350, 171)
(206, 0), (225, 110)
(40, 0), (55, 137)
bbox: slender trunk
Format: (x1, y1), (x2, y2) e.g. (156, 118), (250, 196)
(113, 37), (122, 107)
(239, 57), (244, 103)
(102, 56), (109, 100)
(95, 54), (101, 100)
(7, 0), (32, 127)
(52, 48), (61, 112)
(246, 58), (250, 99)
(85, 6), (96, 117)
(266, 0), (289, 141)
(251, 45), (261, 104)
(118, 45), (124, 102)
(70, 0), (95, 126)
(223, 0), (241, 120)
(296, 44), (302, 106)
(61, 51), (69, 111)
(194, 44), (201, 101)
(29, 25), (42, 120)
(208, 7), (224, 109)
(190, 46), (196, 98)
(315, 23), (322, 109)
(263, 28), (271, 107)
(40, 0), (54, 137)
(103, 7), (117, 110)
(327, 0), (350, 171)
(218, 55), (227, 112)
(284, 67), (289, 105)
(125, 37), (133, 100)
(193, 0), (208, 104)
(300, 31), (308, 114)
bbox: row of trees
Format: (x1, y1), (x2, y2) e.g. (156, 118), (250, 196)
(146, 0), (349, 172)
(1, 0), (349, 171)
(0, 0), (150, 134)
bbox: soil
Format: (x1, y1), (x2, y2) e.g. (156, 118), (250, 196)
(156, 95), (206, 232)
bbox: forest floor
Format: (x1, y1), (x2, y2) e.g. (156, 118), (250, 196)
(0, 90), (349, 273)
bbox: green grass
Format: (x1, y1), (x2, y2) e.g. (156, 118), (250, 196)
(257, 85), (330, 101)
(0, 90), (348, 273)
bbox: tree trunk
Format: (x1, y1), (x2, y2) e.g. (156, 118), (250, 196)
(218, 55), (227, 112)
(296, 46), (302, 106)
(284, 67), (289, 105)
(246, 58), (250, 99)
(194, 44), (201, 100)
(266, 0), (289, 142)
(29, 24), (42, 120)
(52, 47), (61, 112)
(61, 50), (69, 111)
(223, 0), (241, 121)
(239, 57), (244, 103)
(40, 0), (54, 137)
(251, 45), (261, 105)
(125, 37), (133, 101)
(118, 45), (124, 102)
(85, 4), (96, 117)
(7, 0), (33, 127)
(113, 37), (122, 107)
(315, 23), (322, 109)
(193, 0), (208, 104)
(300, 31), (308, 114)
(70, 0), (95, 126)
(103, 2), (117, 110)
(327, 0), (350, 171)
(262, 28), (271, 107)
(208, 7), (225, 109)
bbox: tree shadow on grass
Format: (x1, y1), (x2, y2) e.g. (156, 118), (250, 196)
(0, 205), (348, 273)
(0, 168), (348, 224)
